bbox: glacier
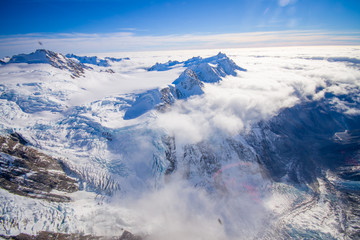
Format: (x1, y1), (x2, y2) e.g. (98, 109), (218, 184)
(0, 47), (359, 239)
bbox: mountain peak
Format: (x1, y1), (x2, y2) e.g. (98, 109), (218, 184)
(66, 54), (130, 67)
(148, 52), (246, 82)
(9, 49), (53, 64)
(5, 49), (88, 78)
(172, 69), (204, 99)
(124, 53), (242, 119)
(216, 52), (227, 58)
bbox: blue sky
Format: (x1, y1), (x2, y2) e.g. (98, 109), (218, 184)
(1, 0), (360, 56)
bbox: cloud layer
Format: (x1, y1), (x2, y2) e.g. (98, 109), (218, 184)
(1, 30), (360, 58)
(154, 46), (360, 145)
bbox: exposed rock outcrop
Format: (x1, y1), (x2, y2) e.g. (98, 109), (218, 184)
(0, 134), (78, 202)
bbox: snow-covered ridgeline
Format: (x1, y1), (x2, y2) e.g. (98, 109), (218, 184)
(124, 52), (246, 119)
(3, 49), (88, 78)
(66, 53), (129, 67)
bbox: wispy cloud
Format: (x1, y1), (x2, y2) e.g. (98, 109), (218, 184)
(0, 30), (359, 57)
(116, 28), (137, 32)
(278, 0), (297, 7)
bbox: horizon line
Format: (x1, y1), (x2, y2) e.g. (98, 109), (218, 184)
(1, 30), (360, 58)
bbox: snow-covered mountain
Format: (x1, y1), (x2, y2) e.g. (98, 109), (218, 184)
(149, 52), (246, 82)
(0, 47), (360, 239)
(66, 54), (129, 67)
(124, 52), (244, 120)
(4, 49), (89, 78)
(172, 68), (204, 99)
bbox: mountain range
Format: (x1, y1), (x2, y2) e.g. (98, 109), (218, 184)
(0, 48), (359, 239)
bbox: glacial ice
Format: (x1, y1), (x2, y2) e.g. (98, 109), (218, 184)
(0, 47), (359, 239)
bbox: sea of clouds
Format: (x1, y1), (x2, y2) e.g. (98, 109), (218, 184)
(155, 46), (360, 145)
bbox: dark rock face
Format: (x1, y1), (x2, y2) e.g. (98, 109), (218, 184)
(9, 133), (28, 145)
(119, 231), (142, 240)
(163, 136), (176, 175)
(0, 230), (142, 240)
(183, 143), (221, 182)
(0, 232), (100, 240)
(0, 134), (78, 202)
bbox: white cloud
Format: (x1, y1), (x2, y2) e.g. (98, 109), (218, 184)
(111, 176), (269, 240)
(278, 0), (297, 7)
(154, 46), (360, 146)
(1, 30), (359, 58)
(155, 71), (299, 145)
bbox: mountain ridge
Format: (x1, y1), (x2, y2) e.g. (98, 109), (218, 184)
(124, 52), (245, 119)
(66, 53), (129, 67)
